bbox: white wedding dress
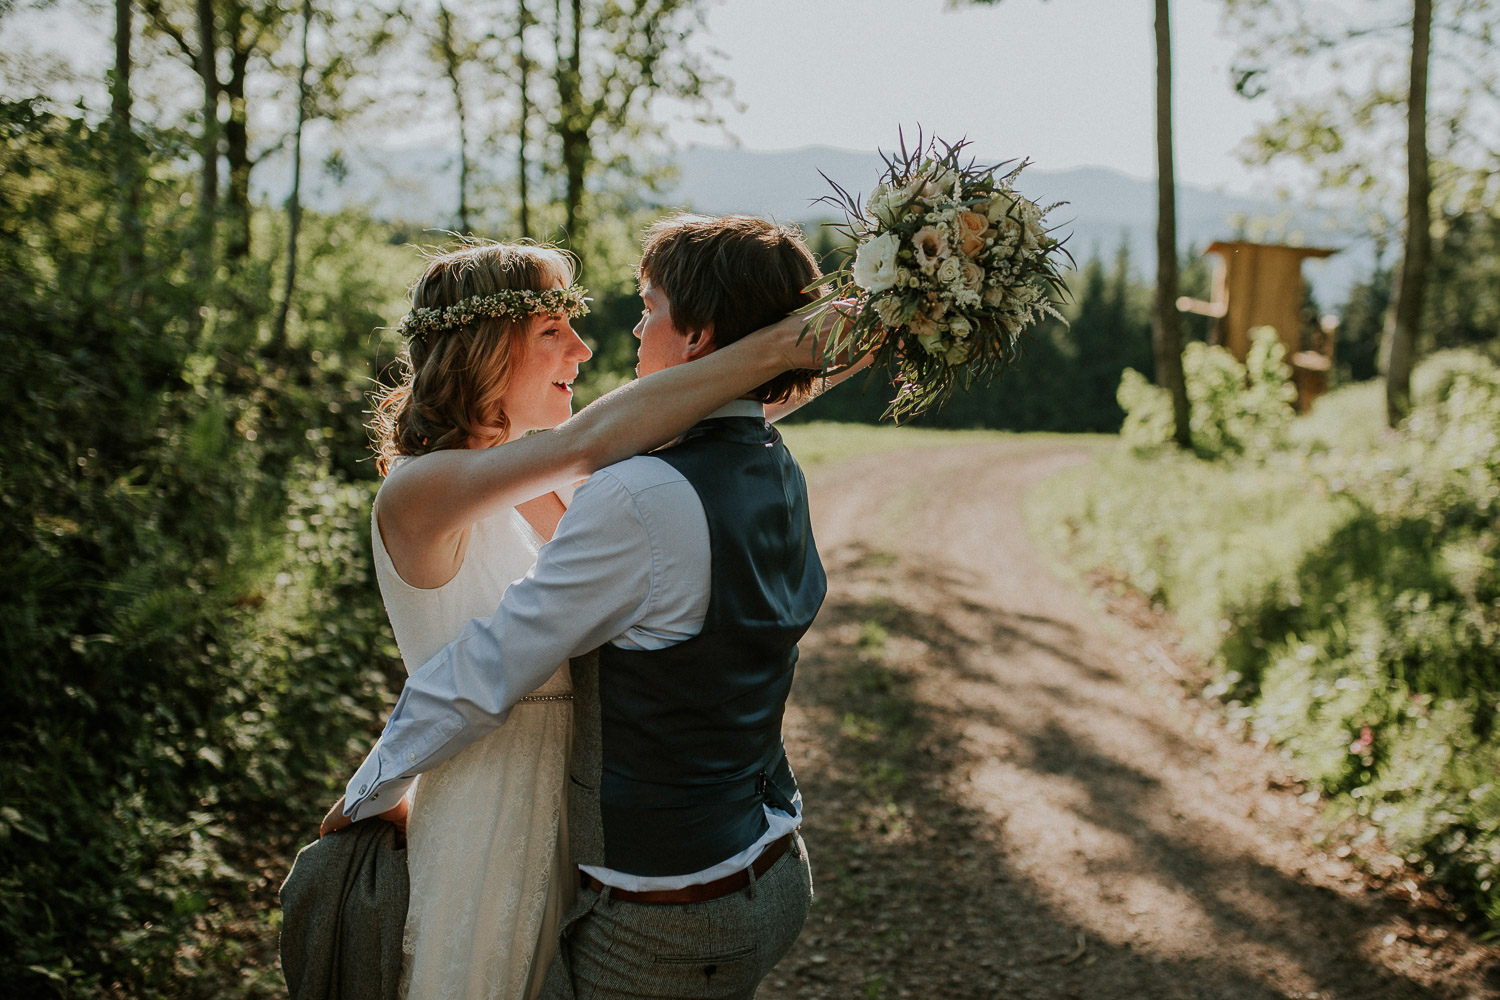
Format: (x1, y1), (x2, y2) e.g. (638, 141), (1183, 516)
(371, 491), (574, 1000)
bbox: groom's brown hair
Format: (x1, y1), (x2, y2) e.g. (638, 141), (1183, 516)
(638, 214), (824, 404)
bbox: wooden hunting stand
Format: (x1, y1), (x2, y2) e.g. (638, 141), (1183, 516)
(1177, 240), (1340, 412)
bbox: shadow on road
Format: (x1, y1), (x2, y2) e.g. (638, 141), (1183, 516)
(767, 541), (1488, 1000)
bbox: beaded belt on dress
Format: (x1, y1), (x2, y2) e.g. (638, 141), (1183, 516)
(517, 693), (573, 703)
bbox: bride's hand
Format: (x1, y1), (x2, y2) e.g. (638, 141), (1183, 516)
(319, 796), (352, 838)
(772, 300), (860, 372)
(319, 794), (410, 838)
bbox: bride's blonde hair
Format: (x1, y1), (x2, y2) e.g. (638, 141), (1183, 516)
(370, 240), (577, 474)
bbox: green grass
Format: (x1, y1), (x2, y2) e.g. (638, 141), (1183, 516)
(1032, 355), (1500, 929)
(1032, 443), (1356, 656)
(778, 420), (1107, 468)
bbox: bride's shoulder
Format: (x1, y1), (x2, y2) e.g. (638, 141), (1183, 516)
(377, 450), (448, 503)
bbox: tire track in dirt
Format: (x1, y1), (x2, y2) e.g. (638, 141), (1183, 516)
(767, 439), (1500, 1000)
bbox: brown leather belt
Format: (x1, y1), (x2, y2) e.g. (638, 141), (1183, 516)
(579, 832), (795, 905)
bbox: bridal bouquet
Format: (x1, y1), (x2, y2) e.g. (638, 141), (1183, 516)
(807, 133), (1071, 420)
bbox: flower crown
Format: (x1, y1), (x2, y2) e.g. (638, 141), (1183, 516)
(396, 284), (591, 341)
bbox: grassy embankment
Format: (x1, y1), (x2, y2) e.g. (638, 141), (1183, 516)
(1028, 352), (1500, 930)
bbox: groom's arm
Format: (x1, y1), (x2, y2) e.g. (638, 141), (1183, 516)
(340, 464), (692, 823)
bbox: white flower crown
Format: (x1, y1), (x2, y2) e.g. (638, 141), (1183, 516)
(396, 284), (591, 341)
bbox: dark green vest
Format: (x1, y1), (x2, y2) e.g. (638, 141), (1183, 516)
(567, 417), (826, 876)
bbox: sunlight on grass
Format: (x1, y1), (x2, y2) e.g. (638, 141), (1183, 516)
(779, 421), (1108, 468)
(1031, 352), (1500, 929)
(1032, 446), (1354, 656)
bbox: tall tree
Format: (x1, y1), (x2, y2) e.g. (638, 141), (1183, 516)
(552, 0), (583, 243)
(1153, 0), (1190, 446)
(951, 0), (1191, 445)
(142, 0), (298, 264)
(1225, 0), (1499, 426)
(271, 0), (312, 348)
(538, 0), (727, 264)
(112, 0), (144, 303)
(1384, 0), (1431, 424)
(514, 0), (535, 237)
(195, 0), (219, 262)
(433, 2), (476, 233)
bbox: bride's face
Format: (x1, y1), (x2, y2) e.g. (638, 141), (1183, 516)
(494, 310), (592, 440)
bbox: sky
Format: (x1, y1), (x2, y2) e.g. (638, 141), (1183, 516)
(1, 0), (1293, 196)
(656, 0), (1283, 195)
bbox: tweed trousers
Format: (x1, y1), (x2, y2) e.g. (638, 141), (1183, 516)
(538, 833), (813, 1000)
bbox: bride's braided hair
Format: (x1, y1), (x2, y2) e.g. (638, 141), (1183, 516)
(370, 240), (577, 474)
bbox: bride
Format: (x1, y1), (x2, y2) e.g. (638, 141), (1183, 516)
(324, 238), (849, 1000)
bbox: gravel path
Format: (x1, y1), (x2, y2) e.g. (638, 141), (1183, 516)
(765, 439), (1500, 1000)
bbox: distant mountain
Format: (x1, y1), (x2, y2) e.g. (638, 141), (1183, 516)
(660, 146), (1364, 304)
(256, 141), (1369, 304)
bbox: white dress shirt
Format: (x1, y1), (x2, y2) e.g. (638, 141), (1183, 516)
(344, 400), (801, 889)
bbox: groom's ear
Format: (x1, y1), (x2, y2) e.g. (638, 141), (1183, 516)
(681, 323), (716, 361)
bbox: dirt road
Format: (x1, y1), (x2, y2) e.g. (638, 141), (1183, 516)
(768, 438), (1500, 1000)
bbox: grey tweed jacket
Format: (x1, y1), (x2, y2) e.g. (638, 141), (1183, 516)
(279, 818), (408, 1000)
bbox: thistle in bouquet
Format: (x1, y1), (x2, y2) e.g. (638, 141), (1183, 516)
(806, 133), (1072, 420)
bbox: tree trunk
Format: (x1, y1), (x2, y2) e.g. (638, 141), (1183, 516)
(1383, 0), (1431, 427)
(437, 4), (471, 234)
(195, 0), (219, 270)
(272, 0), (312, 350)
(223, 35), (253, 264)
(555, 0), (587, 255)
(1152, 0), (1191, 448)
(516, 0), (532, 239)
(113, 0), (143, 304)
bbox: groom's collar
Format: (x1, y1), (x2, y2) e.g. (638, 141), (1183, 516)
(704, 399), (766, 421)
(652, 399), (765, 453)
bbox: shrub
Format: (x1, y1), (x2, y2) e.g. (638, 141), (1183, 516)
(1118, 326), (1297, 460)
(0, 101), (403, 997)
(1045, 350), (1500, 927)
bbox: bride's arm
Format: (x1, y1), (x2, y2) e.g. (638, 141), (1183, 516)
(377, 311), (831, 554)
(765, 301), (876, 423)
(764, 351), (875, 424)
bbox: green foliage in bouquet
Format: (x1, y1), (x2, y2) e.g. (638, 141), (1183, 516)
(806, 133), (1072, 420)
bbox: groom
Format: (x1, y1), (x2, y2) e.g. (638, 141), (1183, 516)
(337, 213), (828, 998)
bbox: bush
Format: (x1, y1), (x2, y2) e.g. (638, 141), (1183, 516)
(1119, 326), (1296, 460)
(1043, 350), (1500, 928)
(0, 100), (405, 997)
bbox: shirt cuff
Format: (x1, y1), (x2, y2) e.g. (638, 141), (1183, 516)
(343, 741), (416, 822)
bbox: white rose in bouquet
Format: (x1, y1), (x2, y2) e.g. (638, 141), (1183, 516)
(865, 182), (920, 227)
(864, 185), (899, 227)
(985, 190), (1015, 224)
(936, 255), (964, 287)
(960, 260), (985, 294)
(945, 341), (973, 364)
(852, 232), (901, 293)
(874, 295), (906, 328)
